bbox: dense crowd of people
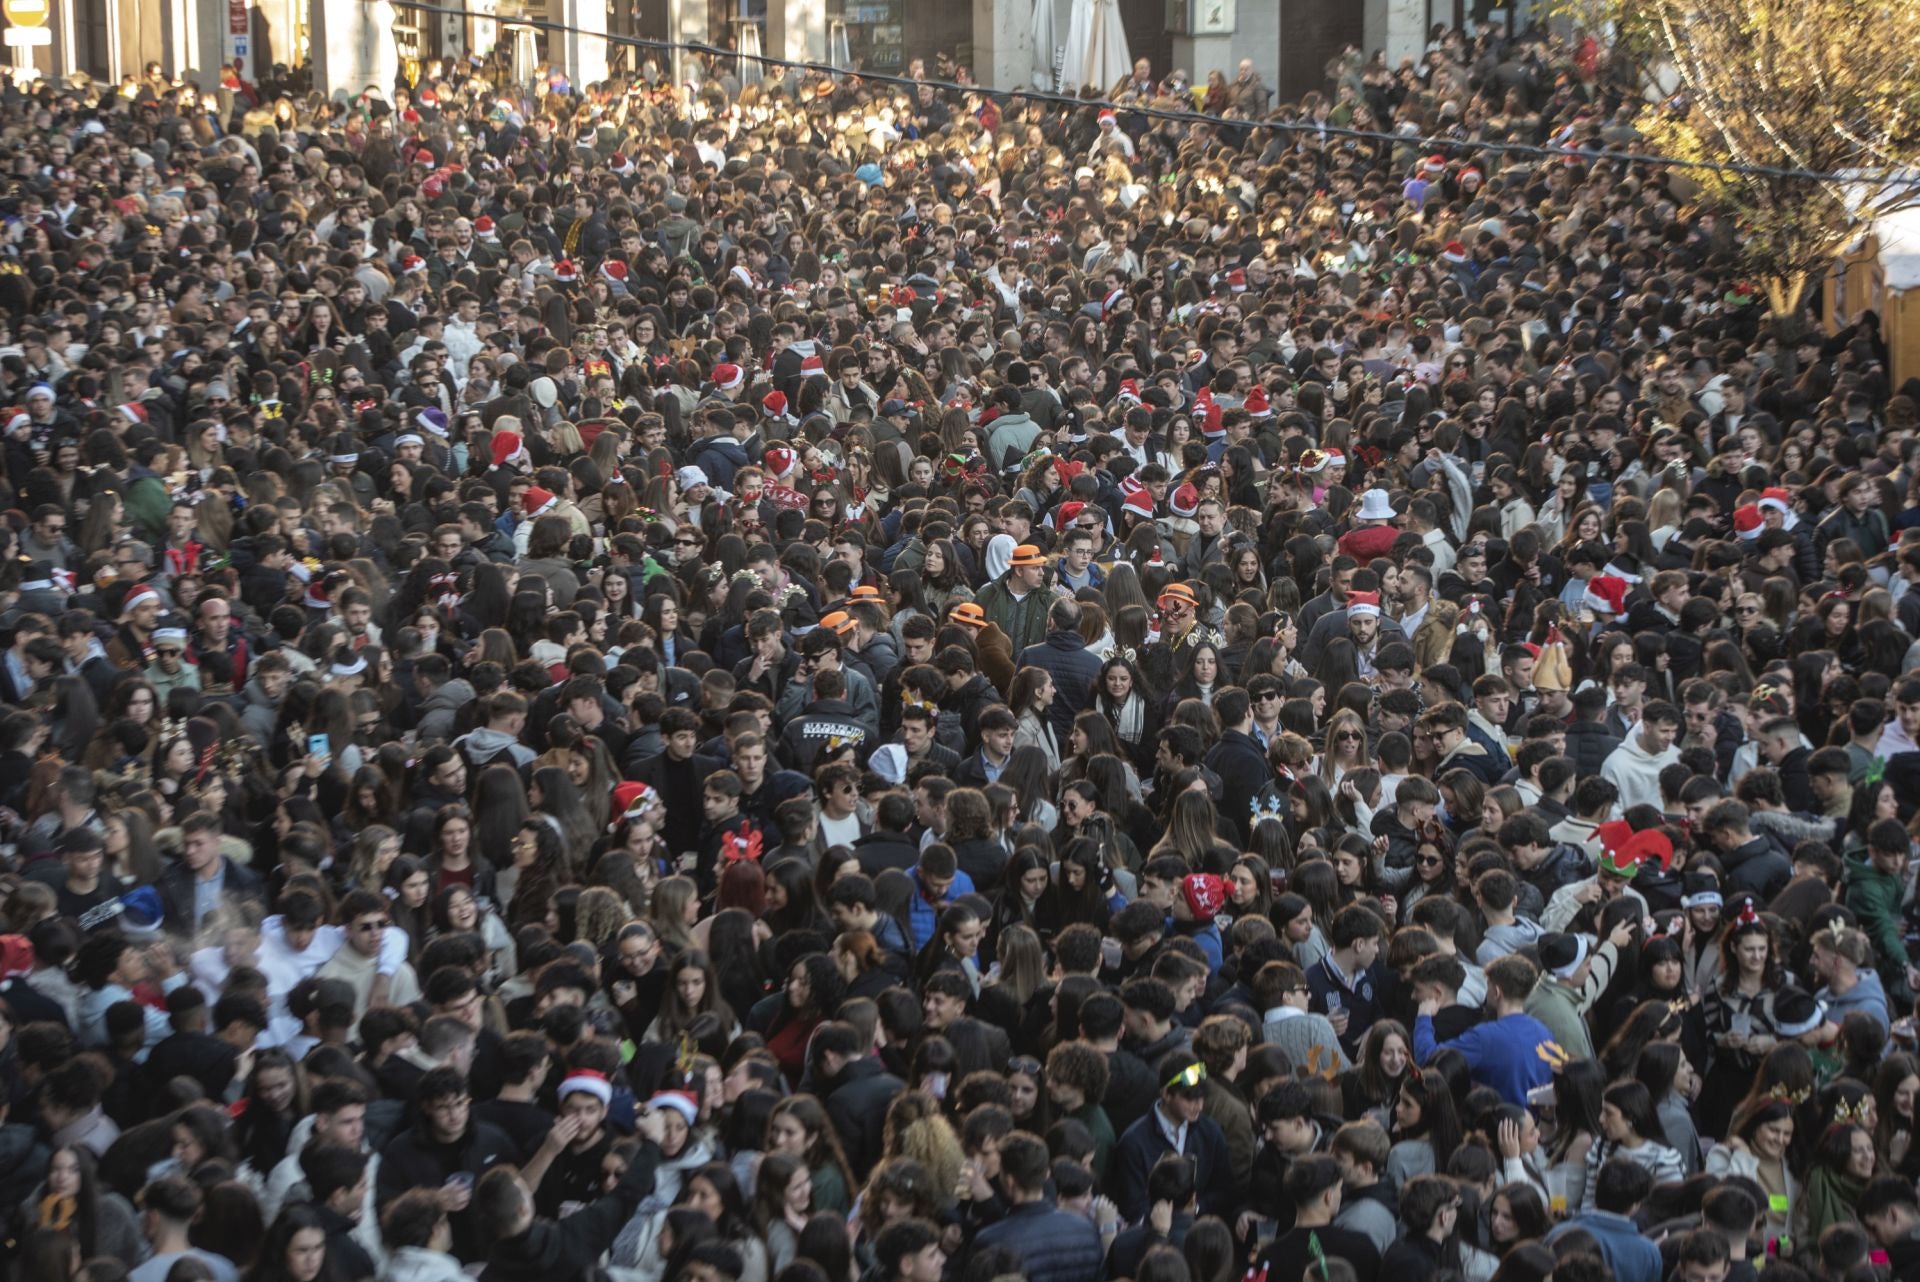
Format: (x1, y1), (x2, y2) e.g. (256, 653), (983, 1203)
(3, 19), (1920, 1282)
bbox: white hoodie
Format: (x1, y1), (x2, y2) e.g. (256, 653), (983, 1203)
(381, 1246), (467, 1282)
(1600, 731), (1680, 814)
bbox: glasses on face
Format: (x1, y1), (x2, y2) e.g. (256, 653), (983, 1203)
(1256, 691), (1282, 703)
(1417, 855), (1445, 868)
(1737, 605), (1759, 615)
(674, 538), (701, 548)
(354, 919), (389, 933)
(1335, 731), (1361, 742)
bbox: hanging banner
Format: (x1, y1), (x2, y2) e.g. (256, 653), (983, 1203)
(227, 0), (250, 71)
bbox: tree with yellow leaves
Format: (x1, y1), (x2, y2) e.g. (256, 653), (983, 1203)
(1631, 0), (1920, 318)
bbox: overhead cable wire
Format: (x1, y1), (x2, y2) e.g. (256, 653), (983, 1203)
(376, 0), (1920, 190)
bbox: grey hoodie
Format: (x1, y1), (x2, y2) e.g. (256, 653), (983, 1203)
(984, 410), (1041, 471)
(239, 676), (282, 745)
(417, 678), (477, 745)
(454, 725), (535, 769)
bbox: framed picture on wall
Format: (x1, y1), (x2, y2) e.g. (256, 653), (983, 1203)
(1168, 0), (1234, 32)
(1195, 0), (1234, 31)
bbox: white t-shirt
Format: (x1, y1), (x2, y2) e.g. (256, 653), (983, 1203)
(819, 809), (863, 850)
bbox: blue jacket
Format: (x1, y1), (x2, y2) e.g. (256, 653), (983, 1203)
(1174, 919), (1224, 971)
(1108, 1106), (1235, 1225)
(908, 866), (976, 950)
(1413, 1011), (1555, 1105)
(1547, 1212), (1662, 1282)
(973, 1202), (1105, 1282)
(1016, 630), (1106, 741)
(1821, 969), (1891, 1034)
(693, 436), (750, 491)
(1307, 955), (1388, 1059)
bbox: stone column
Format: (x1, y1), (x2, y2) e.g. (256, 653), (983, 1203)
(1364, 0), (1424, 67)
(1169, 32), (1231, 81)
(765, 0), (823, 68)
(1236, 0), (1276, 107)
(664, 0), (705, 85)
(310, 0), (398, 98)
(972, 0), (1029, 90)
(555, 0), (607, 86)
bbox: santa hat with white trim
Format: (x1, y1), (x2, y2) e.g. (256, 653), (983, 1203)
(559, 1069), (613, 1106)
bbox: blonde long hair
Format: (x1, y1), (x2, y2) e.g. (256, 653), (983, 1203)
(882, 1091), (964, 1202)
(1319, 708), (1374, 783)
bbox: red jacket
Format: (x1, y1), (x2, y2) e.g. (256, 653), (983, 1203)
(1337, 524), (1400, 562)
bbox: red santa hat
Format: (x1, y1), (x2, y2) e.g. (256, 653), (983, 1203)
(473, 215), (497, 239)
(553, 259), (578, 283)
(1225, 268), (1247, 293)
(121, 584), (162, 615)
(601, 260), (628, 283)
(1441, 242), (1469, 264)
(1097, 109), (1116, 126)
(712, 363), (745, 392)
(400, 254), (428, 275)
(522, 486), (557, 516)
(1053, 500), (1087, 531)
(490, 431), (527, 468)
(762, 390), (790, 418)
(800, 353), (826, 375)
(558, 1070), (612, 1106)
(1170, 483), (1200, 519)
(1200, 400), (1225, 438)
(764, 446), (797, 478)
(1120, 477), (1154, 521)
(1758, 487), (1792, 514)
(1583, 575), (1629, 616)
(119, 403), (148, 424)
(1733, 505), (1763, 539)
(609, 781), (661, 830)
(1460, 167), (1483, 188)
(1102, 287), (1126, 317)
(1422, 154), (1447, 174)
(1116, 378), (1143, 405)
(1345, 591), (1382, 619)
(1244, 384), (1272, 418)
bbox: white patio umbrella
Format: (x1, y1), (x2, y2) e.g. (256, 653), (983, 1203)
(1059, 0), (1131, 97)
(1030, 0), (1066, 91)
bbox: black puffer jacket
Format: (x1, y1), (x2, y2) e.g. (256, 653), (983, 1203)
(1564, 718), (1622, 779)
